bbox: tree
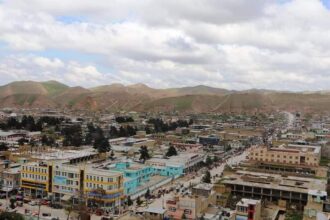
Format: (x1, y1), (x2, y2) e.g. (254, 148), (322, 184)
(93, 128), (111, 153)
(109, 126), (118, 138)
(202, 171), (211, 184)
(110, 150), (115, 159)
(139, 146), (150, 163)
(17, 138), (28, 146)
(136, 196), (143, 206)
(94, 136), (111, 153)
(127, 196), (133, 206)
(166, 145), (178, 157)
(145, 189), (151, 199)
(62, 125), (83, 147)
(84, 123), (96, 145)
(10, 197), (16, 209)
(0, 143), (8, 151)
(205, 156), (213, 167)
(119, 127), (127, 137)
(0, 212), (25, 220)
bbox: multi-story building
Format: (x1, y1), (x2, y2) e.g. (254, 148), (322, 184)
(1, 166), (20, 193)
(235, 199), (261, 220)
(199, 135), (220, 146)
(21, 162), (124, 207)
(111, 161), (153, 195)
(249, 144), (321, 167)
(84, 167), (123, 207)
(166, 183), (216, 220)
(221, 170), (327, 209)
(303, 190), (327, 220)
(148, 153), (205, 174)
(21, 162), (50, 198)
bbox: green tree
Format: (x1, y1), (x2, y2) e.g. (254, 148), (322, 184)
(166, 145), (178, 157)
(0, 143), (8, 151)
(139, 146), (150, 163)
(205, 156), (213, 167)
(10, 197), (16, 209)
(202, 171), (211, 184)
(0, 212), (25, 220)
(136, 196), (143, 206)
(145, 188), (151, 199)
(127, 196), (133, 206)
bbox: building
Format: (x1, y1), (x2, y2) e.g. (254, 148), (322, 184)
(1, 166), (21, 193)
(303, 190), (327, 220)
(30, 149), (99, 164)
(199, 135), (220, 146)
(21, 162), (50, 198)
(249, 144), (321, 167)
(235, 199), (261, 220)
(111, 161), (153, 195)
(221, 170), (327, 209)
(166, 183), (216, 219)
(21, 161), (124, 207)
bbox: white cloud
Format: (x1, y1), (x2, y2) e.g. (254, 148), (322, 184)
(0, 0), (330, 91)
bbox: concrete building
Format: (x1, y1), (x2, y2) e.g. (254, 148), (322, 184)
(235, 198), (261, 220)
(249, 144), (321, 167)
(21, 162), (49, 198)
(303, 190), (327, 220)
(166, 183), (216, 220)
(1, 166), (20, 193)
(146, 153), (204, 175)
(221, 170), (327, 209)
(30, 149), (99, 164)
(111, 161), (153, 195)
(22, 162), (124, 207)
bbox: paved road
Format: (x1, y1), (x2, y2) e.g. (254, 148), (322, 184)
(145, 150), (249, 211)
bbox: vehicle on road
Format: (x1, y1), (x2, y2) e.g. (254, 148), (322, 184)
(29, 200), (39, 206)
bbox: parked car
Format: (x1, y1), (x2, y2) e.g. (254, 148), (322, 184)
(29, 201), (39, 206)
(41, 200), (49, 206)
(0, 193), (7, 199)
(23, 198), (31, 203)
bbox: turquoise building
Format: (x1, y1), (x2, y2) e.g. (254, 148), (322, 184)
(113, 162), (153, 195)
(151, 164), (184, 177)
(111, 161), (184, 196)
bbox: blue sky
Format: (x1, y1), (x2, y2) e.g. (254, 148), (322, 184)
(1, 0), (330, 91)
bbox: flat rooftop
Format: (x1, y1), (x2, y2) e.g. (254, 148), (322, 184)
(31, 149), (98, 161)
(222, 170), (327, 195)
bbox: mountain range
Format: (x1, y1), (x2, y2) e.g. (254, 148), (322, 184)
(0, 80), (330, 113)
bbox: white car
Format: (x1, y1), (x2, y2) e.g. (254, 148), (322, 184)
(29, 201), (39, 206)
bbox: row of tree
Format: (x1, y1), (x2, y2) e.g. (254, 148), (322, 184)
(0, 116), (65, 132)
(109, 125), (137, 138)
(115, 116), (134, 123)
(147, 118), (193, 133)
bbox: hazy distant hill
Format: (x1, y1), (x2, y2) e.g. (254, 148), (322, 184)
(1, 80), (330, 113)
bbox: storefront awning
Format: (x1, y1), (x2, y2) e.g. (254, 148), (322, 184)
(61, 194), (72, 202)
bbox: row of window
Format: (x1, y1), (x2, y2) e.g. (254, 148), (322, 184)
(86, 175), (115, 182)
(22, 173), (47, 181)
(22, 166), (47, 174)
(54, 171), (79, 178)
(85, 182), (117, 190)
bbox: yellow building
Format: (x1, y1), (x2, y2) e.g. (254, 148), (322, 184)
(249, 144), (321, 167)
(21, 162), (50, 198)
(21, 162), (124, 207)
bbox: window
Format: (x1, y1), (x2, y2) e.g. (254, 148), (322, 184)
(169, 207), (176, 212)
(184, 209), (192, 215)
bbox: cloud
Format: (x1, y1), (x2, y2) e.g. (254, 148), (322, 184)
(0, 0), (330, 91)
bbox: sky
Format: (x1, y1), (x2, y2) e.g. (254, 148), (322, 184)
(0, 0), (330, 91)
